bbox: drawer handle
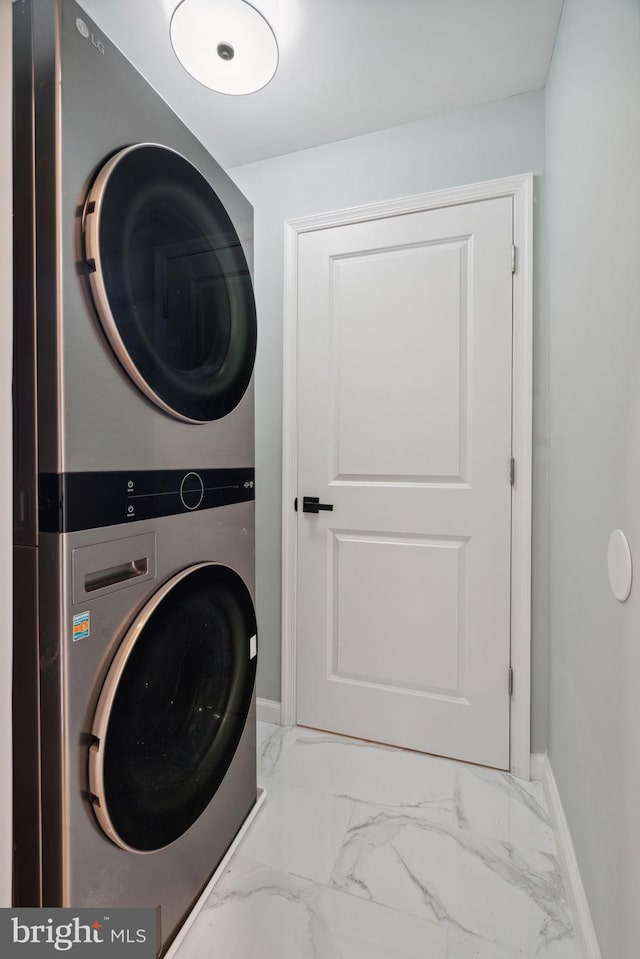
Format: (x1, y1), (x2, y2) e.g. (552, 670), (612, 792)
(85, 558), (148, 592)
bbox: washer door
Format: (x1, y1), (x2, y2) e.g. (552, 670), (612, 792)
(89, 563), (257, 853)
(84, 143), (257, 423)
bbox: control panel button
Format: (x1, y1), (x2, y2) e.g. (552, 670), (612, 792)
(180, 472), (204, 511)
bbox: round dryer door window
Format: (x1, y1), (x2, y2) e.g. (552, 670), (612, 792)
(89, 563), (257, 853)
(83, 143), (257, 423)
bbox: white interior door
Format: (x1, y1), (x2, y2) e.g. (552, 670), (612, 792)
(295, 196), (514, 769)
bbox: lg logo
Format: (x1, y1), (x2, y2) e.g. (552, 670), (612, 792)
(76, 17), (106, 55)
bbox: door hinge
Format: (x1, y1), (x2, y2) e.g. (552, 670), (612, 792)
(508, 667), (514, 697)
(511, 244), (517, 274)
(509, 457), (515, 486)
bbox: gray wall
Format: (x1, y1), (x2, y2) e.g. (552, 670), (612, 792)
(0, 0), (13, 907)
(229, 90), (549, 750)
(545, 0), (640, 956)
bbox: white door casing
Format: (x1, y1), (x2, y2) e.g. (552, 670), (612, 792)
(282, 175), (533, 778)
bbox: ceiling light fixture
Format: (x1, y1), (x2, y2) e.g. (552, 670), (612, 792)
(171, 0), (279, 96)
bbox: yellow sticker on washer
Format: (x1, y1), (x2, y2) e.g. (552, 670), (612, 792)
(73, 611), (90, 642)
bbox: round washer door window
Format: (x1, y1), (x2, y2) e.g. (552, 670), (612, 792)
(89, 563), (257, 853)
(84, 143), (257, 423)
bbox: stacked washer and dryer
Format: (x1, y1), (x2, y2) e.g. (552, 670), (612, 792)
(13, 0), (259, 951)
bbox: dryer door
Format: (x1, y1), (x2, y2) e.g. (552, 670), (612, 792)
(84, 143), (257, 424)
(89, 562), (257, 853)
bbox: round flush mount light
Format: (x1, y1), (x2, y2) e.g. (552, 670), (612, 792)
(171, 0), (279, 96)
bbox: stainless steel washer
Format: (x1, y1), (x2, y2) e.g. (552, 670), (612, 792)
(39, 503), (257, 952)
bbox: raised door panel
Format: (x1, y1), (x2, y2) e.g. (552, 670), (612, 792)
(331, 240), (469, 483)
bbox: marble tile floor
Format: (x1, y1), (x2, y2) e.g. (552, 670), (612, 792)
(172, 723), (582, 959)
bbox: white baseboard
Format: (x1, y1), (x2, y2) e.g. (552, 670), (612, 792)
(529, 752), (545, 781)
(165, 787), (267, 958)
(256, 697), (282, 725)
(541, 756), (602, 959)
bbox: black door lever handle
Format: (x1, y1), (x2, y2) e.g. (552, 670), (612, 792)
(302, 496), (334, 514)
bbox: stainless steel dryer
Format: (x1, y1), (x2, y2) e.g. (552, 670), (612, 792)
(14, 0), (256, 483)
(40, 497), (257, 952)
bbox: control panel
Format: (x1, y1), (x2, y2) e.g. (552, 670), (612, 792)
(39, 468), (255, 533)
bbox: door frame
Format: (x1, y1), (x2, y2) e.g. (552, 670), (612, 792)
(281, 173), (533, 779)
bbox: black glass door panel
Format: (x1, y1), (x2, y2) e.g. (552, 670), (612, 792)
(96, 564), (256, 851)
(87, 144), (256, 422)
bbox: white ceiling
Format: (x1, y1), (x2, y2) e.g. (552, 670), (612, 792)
(79, 0), (563, 169)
